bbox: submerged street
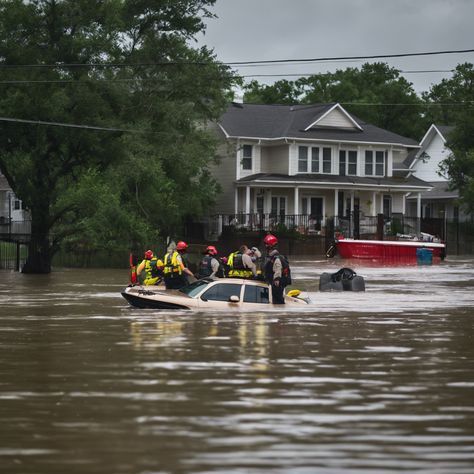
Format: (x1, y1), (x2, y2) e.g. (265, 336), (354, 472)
(1, 257), (474, 473)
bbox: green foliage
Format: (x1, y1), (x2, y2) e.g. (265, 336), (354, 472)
(243, 62), (425, 139)
(426, 64), (474, 214)
(0, 0), (236, 272)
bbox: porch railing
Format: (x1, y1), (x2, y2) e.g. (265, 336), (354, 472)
(209, 213), (327, 237)
(0, 219), (32, 243)
(208, 212), (449, 241)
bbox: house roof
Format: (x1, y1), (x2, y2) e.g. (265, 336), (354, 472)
(0, 175), (12, 192)
(219, 102), (419, 147)
(404, 123), (455, 168)
(406, 181), (459, 200)
(237, 172), (432, 191)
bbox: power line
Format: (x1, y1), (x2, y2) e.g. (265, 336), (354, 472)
(238, 69), (455, 78)
(0, 116), (147, 134)
(229, 48), (474, 66)
(0, 69), (457, 85)
(0, 48), (472, 69)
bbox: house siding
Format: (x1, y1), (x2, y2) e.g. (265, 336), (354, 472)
(261, 145), (289, 174)
(317, 108), (356, 128)
(414, 133), (450, 182)
(208, 124), (237, 214)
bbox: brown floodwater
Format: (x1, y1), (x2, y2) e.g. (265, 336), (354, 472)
(1, 257), (474, 474)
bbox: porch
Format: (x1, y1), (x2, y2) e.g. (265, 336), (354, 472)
(207, 212), (443, 241)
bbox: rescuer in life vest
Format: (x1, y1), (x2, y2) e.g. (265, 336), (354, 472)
(197, 245), (222, 279)
(227, 245), (261, 278)
(263, 234), (291, 304)
(136, 250), (164, 286)
(163, 241), (194, 289)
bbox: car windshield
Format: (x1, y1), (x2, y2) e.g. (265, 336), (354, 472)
(179, 279), (210, 297)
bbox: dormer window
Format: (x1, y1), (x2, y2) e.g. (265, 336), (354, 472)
(241, 144), (252, 170)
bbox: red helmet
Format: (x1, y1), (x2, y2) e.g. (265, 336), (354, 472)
(176, 241), (188, 251)
(264, 234), (278, 247)
(206, 245), (217, 256)
(144, 249), (153, 260)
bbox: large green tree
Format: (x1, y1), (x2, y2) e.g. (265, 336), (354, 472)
(243, 63), (425, 139)
(424, 63), (474, 214)
(0, 0), (235, 273)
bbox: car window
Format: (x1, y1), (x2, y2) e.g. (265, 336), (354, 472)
(179, 279), (210, 297)
(201, 283), (242, 302)
(243, 284), (270, 304)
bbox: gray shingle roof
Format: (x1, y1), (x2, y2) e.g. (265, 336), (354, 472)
(237, 172), (432, 190)
(406, 181), (459, 200)
(220, 102), (419, 147)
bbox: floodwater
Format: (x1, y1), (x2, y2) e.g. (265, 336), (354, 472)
(1, 257), (474, 474)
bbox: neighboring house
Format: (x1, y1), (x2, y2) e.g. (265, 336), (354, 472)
(208, 102), (432, 237)
(403, 124), (463, 220)
(0, 172), (30, 234)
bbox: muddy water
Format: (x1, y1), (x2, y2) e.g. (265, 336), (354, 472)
(1, 257), (474, 473)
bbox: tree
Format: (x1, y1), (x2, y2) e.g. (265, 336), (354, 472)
(243, 63), (425, 139)
(243, 79), (301, 104)
(0, 0), (235, 273)
(426, 64), (474, 213)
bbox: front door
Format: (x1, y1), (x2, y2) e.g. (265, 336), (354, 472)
(302, 197), (323, 231)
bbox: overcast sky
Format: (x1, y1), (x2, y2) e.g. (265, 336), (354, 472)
(195, 0), (474, 95)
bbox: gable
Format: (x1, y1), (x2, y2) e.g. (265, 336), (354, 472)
(304, 104), (363, 131)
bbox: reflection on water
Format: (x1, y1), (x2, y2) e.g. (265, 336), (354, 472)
(1, 258), (474, 473)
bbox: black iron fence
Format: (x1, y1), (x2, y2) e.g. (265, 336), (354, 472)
(210, 213), (326, 237)
(0, 240), (28, 270)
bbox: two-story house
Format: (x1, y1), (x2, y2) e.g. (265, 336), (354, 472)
(403, 124), (463, 221)
(0, 172), (30, 234)
(209, 102), (432, 238)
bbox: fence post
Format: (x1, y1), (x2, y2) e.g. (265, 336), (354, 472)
(16, 241), (20, 272)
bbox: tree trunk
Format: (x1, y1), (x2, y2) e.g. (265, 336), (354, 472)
(22, 212), (52, 274)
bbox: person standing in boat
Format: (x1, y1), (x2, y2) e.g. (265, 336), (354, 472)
(136, 250), (163, 286)
(163, 241), (194, 289)
(263, 234), (291, 304)
(197, 245), (222, 279)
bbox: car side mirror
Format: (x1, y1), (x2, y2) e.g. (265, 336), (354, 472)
(229, 295), (240, 303)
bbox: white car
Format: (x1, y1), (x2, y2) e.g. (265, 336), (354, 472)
(121, 277), (309, 310)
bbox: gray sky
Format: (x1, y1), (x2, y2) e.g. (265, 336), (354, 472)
(195, 0), (474, 95)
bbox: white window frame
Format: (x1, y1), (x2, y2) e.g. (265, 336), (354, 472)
(297, 145), (332, 174)
(339, 149), (358, 176)
(364, 149), (386, 177)
(241, 144), (253, 171)
(271, 195), (287, 216)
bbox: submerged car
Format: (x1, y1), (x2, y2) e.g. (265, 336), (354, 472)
(121, 277), (310, 310)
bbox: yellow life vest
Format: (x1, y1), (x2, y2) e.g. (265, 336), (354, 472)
(227, 251), (252, 278)
(143, 258), (161, 285)
(163, 251), (182, 276)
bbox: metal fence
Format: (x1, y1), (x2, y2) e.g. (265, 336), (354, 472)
(210, 213), (326, 237)
(0, 241), (28, 270)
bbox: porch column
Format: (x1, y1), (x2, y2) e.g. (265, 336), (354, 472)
(334, 189), (339, 229)
(234, 187), (238, 215)
(294, 187), (299, 215)
(245, 186), (251, 225)
(350, 191), (355, 237)
(416, 192), (421, 234)
(372, 191), (376, 216)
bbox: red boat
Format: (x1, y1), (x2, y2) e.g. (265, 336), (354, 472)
(335, 237), (446, 260)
